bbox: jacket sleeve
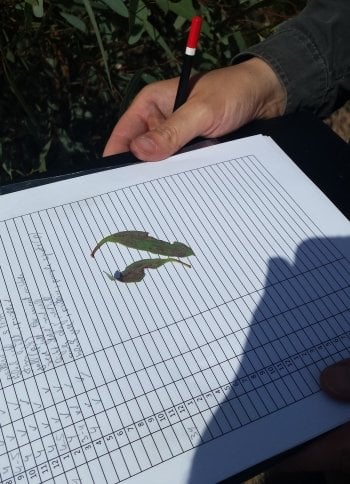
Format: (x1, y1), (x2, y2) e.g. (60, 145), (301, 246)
(234, 0), (350, 117)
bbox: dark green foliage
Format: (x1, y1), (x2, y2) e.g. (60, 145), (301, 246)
(105, 257), (191, 283)
(91, 230), (194, 257)
(0, 0), (307, 183)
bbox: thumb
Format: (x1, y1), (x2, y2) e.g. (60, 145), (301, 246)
(320, 358), (350, 401)
(130, 102), (210, 161)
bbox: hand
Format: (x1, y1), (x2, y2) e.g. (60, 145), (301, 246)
(271, 359), (350, 473)
(103, 57), (286, 161)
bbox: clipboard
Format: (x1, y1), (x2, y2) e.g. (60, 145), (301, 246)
(0, 113), (349, 484)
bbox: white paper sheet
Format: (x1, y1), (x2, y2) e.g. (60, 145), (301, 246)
(0, 135), (350, 484)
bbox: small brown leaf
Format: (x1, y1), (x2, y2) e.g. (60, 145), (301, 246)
(106, 257), (191, 283)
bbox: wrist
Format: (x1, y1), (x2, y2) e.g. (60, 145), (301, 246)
(239, 57), (287, 119)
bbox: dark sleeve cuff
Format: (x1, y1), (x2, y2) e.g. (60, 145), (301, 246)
(233, 25), (329, 117)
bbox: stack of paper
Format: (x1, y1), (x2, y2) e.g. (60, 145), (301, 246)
(0, 135), (349, 483)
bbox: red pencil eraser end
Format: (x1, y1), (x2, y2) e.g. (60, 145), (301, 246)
(187, 16), (203, 49)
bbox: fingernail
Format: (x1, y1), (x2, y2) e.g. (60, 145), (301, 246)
(134, 136), (156, 155)
(320, 361), (350, 401)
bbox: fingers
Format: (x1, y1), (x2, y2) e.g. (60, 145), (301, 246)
(320, 358), (350, 401)
(103, 104), (166, 157)
(103, 79), (178, 157)
(130, 100), (211, 161)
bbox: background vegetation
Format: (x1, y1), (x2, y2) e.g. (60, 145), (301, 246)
(0, 0), (306, 184)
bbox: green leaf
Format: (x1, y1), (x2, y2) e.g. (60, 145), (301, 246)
(174, 15), (187, 30)
(232, 29), (247, 52)
(37, 138), (52, 173)
(100, 0), (129, 17)
(60, 12), (87, 33)
(26, 0), (44, 18)
(82, 0), (113, 91)
(2, 161), (13, 179)
(91, 231), (195, 258)
(107, 258), (191, 283)
(128, 24), (144, 45)
(155, 0), (169, 14)
(167, 0), (196, 20)
(136, 0), (149, 20)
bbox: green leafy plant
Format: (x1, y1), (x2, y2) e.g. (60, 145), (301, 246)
(0, 0), (307, 183)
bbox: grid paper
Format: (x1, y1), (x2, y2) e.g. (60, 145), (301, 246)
(0, 144), (350, 484)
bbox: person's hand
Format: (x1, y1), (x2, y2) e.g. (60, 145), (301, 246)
(271, 359), (350, 474)
(103, 57), (286, 161)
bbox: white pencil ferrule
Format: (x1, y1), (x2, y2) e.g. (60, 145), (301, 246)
(185, 46), (196, 56)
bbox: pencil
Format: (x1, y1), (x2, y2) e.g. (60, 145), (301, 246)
(173, 16), (203, 112)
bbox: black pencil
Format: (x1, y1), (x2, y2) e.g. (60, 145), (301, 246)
(173, 16), (203, 112)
